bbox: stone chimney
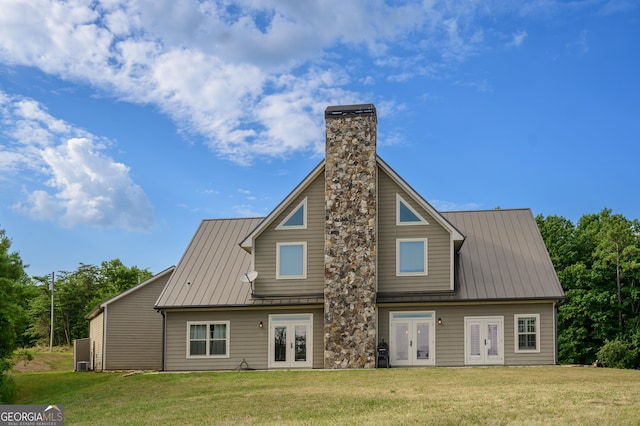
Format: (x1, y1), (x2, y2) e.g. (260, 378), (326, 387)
(323, 104), (377, 369)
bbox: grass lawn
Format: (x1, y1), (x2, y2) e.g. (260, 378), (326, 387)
(10, 351), (640, 425)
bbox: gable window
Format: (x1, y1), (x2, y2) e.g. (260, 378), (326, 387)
(187, 321), (230, 358)
(276, 242), (307, 279)
(276, 198), (307, 230)
(514, 314), (540, 353)
(397, 238), (428, 276)
(396, 194), (428, 225)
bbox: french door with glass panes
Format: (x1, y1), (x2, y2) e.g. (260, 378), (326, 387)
(389, 311), (436, 366)
(464, 316), (504, 365)
(268, 314), (313, 368)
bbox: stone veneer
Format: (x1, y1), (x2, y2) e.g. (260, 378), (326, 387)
(323, 104), (377, 369)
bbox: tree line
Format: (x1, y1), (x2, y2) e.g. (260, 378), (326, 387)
(537, 208), (640, 368)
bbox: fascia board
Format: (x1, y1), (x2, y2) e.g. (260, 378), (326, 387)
(377, 156), (465, 242)
(240, 160), (325, 251)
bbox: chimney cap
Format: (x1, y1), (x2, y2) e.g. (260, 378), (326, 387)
(325, 104), (376, 118)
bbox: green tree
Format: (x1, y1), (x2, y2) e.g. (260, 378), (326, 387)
(538, 209), (640, 367)
(26, 260), (153, 345)
(0, 228), (28, 402)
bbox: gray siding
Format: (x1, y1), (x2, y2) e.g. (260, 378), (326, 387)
(164, 308), (324, 371)
(253, 176), (324, 296)
(378, 168), (452, 293)
(378, 302), (556, 366)
(89, 312), (103, 371)
(103, 272), (169, 370)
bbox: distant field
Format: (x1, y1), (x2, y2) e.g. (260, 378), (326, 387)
(10, 351), (640, 425)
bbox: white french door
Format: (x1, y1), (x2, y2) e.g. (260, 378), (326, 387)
(268, 314), (313, 368)
(464, 316), (504, 365)
(389, 311), (435, 366)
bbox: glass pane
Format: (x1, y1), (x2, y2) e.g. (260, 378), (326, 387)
(271, 315), (312, 322)
(284, 205), (304, 227)
(279, 245), (304, 276)
(294, 325), (307, 362)
(190, 341), (206, 356)
(487, 323), (498, 356)
(519, 334), (537, 350)
(470, 323), (480, 356)
(210, 340), (226, 356)
(190, 324), (206, 339)
(394, 323), (409, 361)
(416, 323), (429, 359)
(274, 326), (287, 362)
(210, 324), (226, 339)
(399, 241), (425, 273)
(399, 201), (421, 223)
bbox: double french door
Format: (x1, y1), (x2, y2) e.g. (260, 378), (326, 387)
(389, 311), (436, 366)
(268, 314), (313, 368)
(464, 316), (504, 365)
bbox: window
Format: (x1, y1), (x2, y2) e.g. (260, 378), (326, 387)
(514, 314), (540, 353)
(396, 194), (428, 225)
(276, 198), (307, 229)
(276, 242), (307, 279)
(187, 321), (230, 358)
(396, 238), (428, 276)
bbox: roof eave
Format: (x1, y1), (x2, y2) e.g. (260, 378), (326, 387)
(239, 160), (325, 250)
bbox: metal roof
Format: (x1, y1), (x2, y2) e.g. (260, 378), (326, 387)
(378, 209), (564, 303)
(155, 218), (262, 309)
(157, 209), (563, 309)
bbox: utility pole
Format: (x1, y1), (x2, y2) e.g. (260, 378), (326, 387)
(49, 271), (54, 352)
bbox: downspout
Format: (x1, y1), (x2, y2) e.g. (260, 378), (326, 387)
(160, 310), (166, 371)
(554, 301), (559, 365)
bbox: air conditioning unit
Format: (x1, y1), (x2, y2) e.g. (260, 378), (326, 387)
(76, 361), (89, 372)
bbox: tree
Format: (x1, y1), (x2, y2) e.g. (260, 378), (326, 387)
(26, 260), (153, 345)
(538, 209), (640, 367)
(0, 228), (28, 402)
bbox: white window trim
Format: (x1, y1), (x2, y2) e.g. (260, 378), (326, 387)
(396, 238), (428, 276)
(276, 242), (307, 279)
(396, 194), (429, 226)
(276, 197), (307, 230)
(186, 321), (230, 359)
(514, 314), (541, 353)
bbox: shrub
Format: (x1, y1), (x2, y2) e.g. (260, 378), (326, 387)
(0, 359), (16, 403)
(597, 339), (635, 369)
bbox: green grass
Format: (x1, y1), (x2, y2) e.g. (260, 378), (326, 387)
(11, 353), (640, 425)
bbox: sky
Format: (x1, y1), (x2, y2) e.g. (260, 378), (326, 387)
(0, 0), (638, 278)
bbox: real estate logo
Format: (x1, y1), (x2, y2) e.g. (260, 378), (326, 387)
(0, 404), (64, 426)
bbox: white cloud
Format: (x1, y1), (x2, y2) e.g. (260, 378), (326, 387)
(0, 91), (154, 231)
(431, 200), (482, 212)
(507, 30), (528, 47)
(0, 0), (501, 165)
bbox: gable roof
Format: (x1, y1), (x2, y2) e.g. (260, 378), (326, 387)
(378, 209), (564, 303)
(240, 156), (465, 252)
(86, 266), (175, 320)
(157, 209), (563, 309)
(155, 218), (262, 309)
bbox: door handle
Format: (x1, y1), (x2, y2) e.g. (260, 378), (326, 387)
(410, 340), (412, 347)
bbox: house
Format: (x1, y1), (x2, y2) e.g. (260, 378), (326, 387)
(155, 104), (564, 370)
(86, 266), (175, 371)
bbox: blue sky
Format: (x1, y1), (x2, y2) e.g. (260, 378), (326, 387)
(1, 0), (638, 278)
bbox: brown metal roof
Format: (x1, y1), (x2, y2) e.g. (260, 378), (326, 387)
(155, 218), (262, 309)
(158, 209), (563, 309)
(378, 209), (564, 303)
